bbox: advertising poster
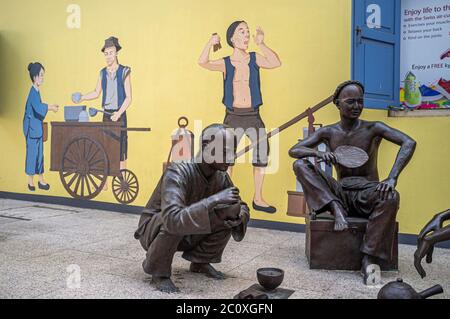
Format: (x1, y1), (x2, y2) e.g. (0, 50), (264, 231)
(400, 0), (450, 109)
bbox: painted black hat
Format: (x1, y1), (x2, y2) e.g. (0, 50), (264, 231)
(101, 36), (122, 52)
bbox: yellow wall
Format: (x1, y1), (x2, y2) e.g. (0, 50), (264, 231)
(0, 0), (448, 234)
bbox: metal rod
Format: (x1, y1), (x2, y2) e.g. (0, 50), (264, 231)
(235, 95), (333, 158)
(121, 128), (151, 132)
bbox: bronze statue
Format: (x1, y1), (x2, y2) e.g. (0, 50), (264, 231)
(134, 124), (250, 293)
(414, 209), (450, 278)
(289, 80), (416, 284)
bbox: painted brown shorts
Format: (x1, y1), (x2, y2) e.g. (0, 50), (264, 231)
(223, 108), (269, 167)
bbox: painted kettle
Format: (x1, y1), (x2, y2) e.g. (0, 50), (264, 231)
(377, 278), (443, 299)
(163, 116), (194, 172)
(170, 116), (194, 162)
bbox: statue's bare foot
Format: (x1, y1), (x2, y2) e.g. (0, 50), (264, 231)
(329, 201), (349, 231)
(334, 213), (349, 231)
(361, 255), (381, 286)
(190, 263), (226, 280)
(152, 276), (180, 293)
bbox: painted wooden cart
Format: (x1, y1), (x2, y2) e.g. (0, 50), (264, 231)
(50, 122), (150, 204)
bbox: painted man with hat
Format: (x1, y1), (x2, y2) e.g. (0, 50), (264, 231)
(72, 36), (132, 190)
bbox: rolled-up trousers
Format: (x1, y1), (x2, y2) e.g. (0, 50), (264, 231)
(293, 159), (399, 261)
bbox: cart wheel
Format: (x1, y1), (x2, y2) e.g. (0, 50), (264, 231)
(60, 136), (108, 200)
(112, 169), (139, 204)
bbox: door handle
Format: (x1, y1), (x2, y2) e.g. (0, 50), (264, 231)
(355, 26), (362, 44)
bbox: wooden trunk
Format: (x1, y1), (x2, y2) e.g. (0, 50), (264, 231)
(305, 213), (398, 271)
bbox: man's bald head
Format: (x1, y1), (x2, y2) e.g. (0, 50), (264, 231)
(200, 124), (237, 171)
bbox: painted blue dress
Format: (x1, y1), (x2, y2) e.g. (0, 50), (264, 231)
(23, 86), (48, 175)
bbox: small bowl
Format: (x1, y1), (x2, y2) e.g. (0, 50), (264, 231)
(72, 92), (82, 104)
(257, 267), (284, 291)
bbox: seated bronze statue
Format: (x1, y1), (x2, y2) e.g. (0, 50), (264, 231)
(134, 124), (250, 293)
(414, 209), (450, 278)
(289, 80), (416, 284)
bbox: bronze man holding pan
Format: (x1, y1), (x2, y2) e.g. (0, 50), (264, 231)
(289, 81), (416, 283)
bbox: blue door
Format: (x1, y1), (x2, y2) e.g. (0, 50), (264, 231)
(352, 0), (401, 109)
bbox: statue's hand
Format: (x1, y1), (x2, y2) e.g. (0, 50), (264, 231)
(414, 248), (427, 279)
(414, 237), (434, 278)
(414, 211), (441, 279)
(376, 178), (397, 201)
(224, 210), (248, 229)
(224, 218), (242, 229)
(418, 214), (444, 244)
(414, 210), (450, 277)
(317, 151), (337, 165)
(211, 187), (240, 206)
(416, 214), (445, 272)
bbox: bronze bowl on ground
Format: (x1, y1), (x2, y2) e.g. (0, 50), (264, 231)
(257, 268), (284, 291)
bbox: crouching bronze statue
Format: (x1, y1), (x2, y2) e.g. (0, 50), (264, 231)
(414, 209), (450, 278)
(134, 124), (250, 293)
(289, 81), (416, 284)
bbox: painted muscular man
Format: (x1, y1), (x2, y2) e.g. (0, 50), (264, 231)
(199, 21), (281, 213)
(289, 81), (416, 283)
(134, 124), (250, 293)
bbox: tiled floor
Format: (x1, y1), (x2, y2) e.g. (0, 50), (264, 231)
(0, 199), (449, 299)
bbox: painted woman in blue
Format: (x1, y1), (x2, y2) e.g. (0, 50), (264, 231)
(23, 62), (59, 191)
